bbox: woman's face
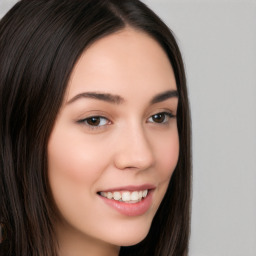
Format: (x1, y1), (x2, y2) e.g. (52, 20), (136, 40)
(48, 28), (179, 254)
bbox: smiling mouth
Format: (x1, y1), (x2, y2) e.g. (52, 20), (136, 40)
(98, 190), (149, 204)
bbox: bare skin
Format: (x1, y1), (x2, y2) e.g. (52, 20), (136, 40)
(48, 28), (179, 256)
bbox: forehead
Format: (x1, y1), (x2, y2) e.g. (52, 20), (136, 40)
(66, 28), (176, 101)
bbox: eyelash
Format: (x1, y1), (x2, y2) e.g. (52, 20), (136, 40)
(77, 111), (175, 130)
(77, 116), (111, 129)
(147, 112), (175, 124)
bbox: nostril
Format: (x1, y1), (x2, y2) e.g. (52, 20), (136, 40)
(116, 151), (154, 170)
(112, 128), (155, 170)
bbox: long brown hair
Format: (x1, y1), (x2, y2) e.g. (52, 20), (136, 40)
(0, 0), (191, 255)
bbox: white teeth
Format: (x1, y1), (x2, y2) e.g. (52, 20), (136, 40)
(100, 189), (149, 202)
(122, 192), (131, 202)
(131, 191), (139, 200)
(107, 192), (112, 199)
(113, 192), (121, 200)
(142, 190), (148, 198)
(101, 192), (107, 197)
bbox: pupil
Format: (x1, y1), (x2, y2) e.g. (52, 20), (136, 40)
(87, 117), (100, 126)
(153, 114), (165, 123)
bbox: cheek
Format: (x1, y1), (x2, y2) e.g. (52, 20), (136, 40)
(125, 129), (177, 228)
(47, 127), (115, 237)
(48, 127), (106, 182)
(47, 126), (110, 210)
(154, 129), (179, 181)
(148, 128), (179, 210)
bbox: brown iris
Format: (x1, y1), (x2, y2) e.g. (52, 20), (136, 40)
(86, 117), (101, 126)
(152, 113), (166, 123)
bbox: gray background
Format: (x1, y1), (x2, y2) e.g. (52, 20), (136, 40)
(1, 0), (256, 255)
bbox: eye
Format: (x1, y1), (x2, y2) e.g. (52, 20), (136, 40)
(147, 112), (174, 124)
(78, 116), (110, 127)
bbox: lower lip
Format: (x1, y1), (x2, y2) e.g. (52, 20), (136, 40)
(99, 190), (153, 216)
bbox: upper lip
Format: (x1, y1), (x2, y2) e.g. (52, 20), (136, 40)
(98, 184), (156, 192)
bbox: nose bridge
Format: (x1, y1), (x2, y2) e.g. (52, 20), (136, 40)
(114, 121), (155, 170)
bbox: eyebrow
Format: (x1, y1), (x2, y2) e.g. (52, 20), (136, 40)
(150, 90), (179, 104)
(66, 92), (124, 105)
(66, 89), (178, 105)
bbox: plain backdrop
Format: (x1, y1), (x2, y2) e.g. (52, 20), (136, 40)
(1, 0), (256, 255)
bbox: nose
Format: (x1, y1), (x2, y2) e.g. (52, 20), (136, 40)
(113, 125), (155, 171)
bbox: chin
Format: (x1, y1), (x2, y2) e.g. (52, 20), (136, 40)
(119, 237), (146, 247)
(110, 224), (151, 247)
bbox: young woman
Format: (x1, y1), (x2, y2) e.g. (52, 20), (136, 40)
(0, 0), (191, 255)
